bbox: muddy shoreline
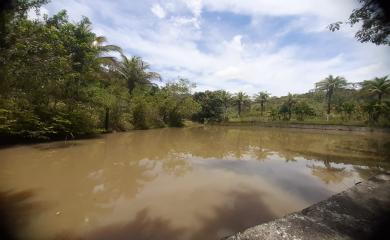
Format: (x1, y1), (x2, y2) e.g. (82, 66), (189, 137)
(217, 121), (390, 133)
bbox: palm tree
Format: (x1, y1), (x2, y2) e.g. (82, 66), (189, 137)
(361, 76), (390, 104)
(315, 75), (347, 119)
(255, 91), (270, 116)
(235, 91), (249, 117)
(93, 36), (122, 66)
(285, 93), (296, 120)
(91, 36), (122, 131)
(73, 18), (122, 72)
(217, 90), (232, 121)
(117, 55), (161, 93)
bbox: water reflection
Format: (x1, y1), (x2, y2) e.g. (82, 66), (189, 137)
(55, 208), (185, 240)
(188, 188), (276, 239)
(54, 188), (275, 240)
(308, 163), (352, 184)
(0, 190), (45, 240)
(0, 126), (388, 239)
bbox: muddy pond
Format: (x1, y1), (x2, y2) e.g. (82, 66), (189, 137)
(0, 126), (389, 240)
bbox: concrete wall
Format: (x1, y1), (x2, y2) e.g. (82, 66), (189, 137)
(225, 174), (390, 240)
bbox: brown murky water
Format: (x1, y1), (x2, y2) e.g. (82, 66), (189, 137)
(0, 126), (389, 240)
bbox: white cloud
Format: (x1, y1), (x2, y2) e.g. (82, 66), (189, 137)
(215, 66), (242, 79)
(229, 35), (243, 52)
(46, 0), (93, 21)
(151, 3), (166, 19)
(171, 16), (200, 28)
(202, 0), (357, 21)
(184, 0), (203, 17)
(43, 0), (390, 96)
(27, 6), (49, 20)
(169, 0), (203, 28)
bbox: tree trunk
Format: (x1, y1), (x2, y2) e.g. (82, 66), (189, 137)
(260, 102), (264, 116)
(326, 93), (332, 121)
(378, 93), (382, 104)
(238, 102), (242, 117)
(224, 105), (228, 121)
(105, 107), (110, 131)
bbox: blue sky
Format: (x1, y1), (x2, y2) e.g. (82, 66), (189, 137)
(33, 0), (390, 96)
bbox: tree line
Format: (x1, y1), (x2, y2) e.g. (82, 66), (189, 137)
(0, 1), (201, 141)
(0, 1), (389, 141)
(190, 75), (389, 125)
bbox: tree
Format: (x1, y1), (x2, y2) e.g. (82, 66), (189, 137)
(0, 7), (132, 140)
(360, 76), (390, 122)
(128, 79), (200, 129)
(254, 91), (270, 116)
(294, 100), (315, 121)
(117, 55), (160, 94)
(217, 90), (232, 121)
(234, 92), (250, 117)
(315, 75), (348, 119)
(93, 36), (122, 63)
(284, 93), (296, 120)
(129, 87), (157, 129)
(1, 0), (49, 96)
(338, 102), (356, 120)
(193, 91), (225, 123)
(278, 104), (289, 121)
(0, 0), (48, 46)
(1, 0), (211, 140)
(362, 102), (383, 122)
(91, 35), (122, 131)
(360, 76), (390, 104)
(156, 79), (200, 127)
(329, 0), (390, 45)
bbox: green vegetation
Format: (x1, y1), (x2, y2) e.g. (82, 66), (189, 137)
(315, 75), (348, 119)
(224, 75), (390, 127)
(254, 91), (270, 116)
(329, 0), (390, 46)
(234, 92), (250, 117)
(0, 1), (389, 142)
(0, 1), (199, 141)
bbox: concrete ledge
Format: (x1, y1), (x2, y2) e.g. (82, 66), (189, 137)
(225, 174), (390, 240)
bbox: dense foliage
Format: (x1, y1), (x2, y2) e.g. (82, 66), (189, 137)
(329, 0), (390, 45)
(221, 75), (390, 126)
(0, 1), (199, 141)
(1, 1), (389, 142)
(191, 74), (389, 127)
(193, 90), (228, 123)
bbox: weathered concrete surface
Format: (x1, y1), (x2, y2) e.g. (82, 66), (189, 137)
(226, 174), (390, 240)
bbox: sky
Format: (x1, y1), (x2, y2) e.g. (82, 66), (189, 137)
(34, 0), (390, 96)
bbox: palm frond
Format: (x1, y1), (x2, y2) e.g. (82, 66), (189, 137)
(95, 36), (107, 44)
(99, 44), (122, 53)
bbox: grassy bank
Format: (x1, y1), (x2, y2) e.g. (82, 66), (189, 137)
(215, 117), (390, 132)
(228, 117), (366, 126)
